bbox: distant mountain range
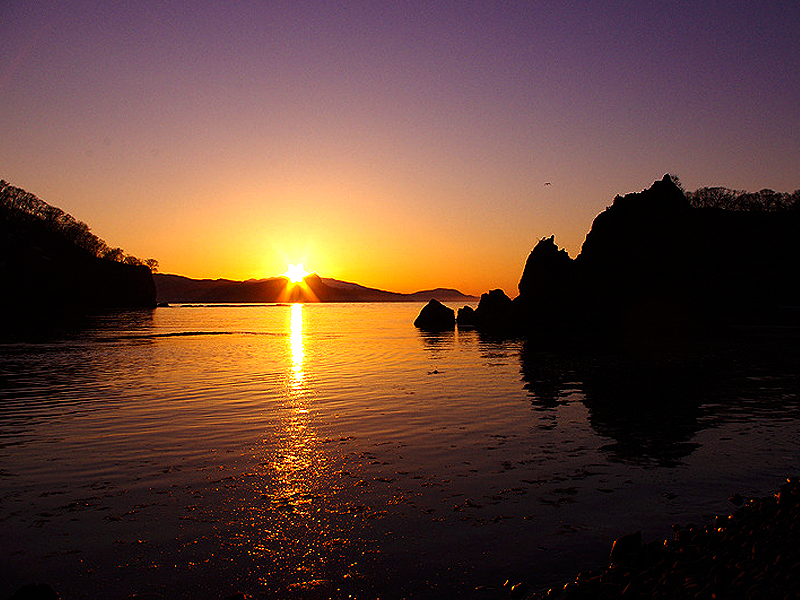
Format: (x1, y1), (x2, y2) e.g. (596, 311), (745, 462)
(154, 272), (477, 304)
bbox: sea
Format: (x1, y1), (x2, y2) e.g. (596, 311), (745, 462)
(1, 303), (799, 599)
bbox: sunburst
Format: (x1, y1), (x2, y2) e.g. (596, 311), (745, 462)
(284, 263), (308, 283)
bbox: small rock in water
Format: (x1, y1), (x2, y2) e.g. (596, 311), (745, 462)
(729, 493), (744, 506)
(414, 299), (456, 330)
(777, 478), (798, 507)
(10, 584), (60, 600)
(609, 530), (641, 564)
(456, 305), (476, 326)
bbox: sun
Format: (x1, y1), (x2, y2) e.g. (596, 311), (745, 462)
(284, 263), (309, 283)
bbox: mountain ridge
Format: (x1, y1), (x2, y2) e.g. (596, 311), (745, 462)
(154, 273), (477, 304)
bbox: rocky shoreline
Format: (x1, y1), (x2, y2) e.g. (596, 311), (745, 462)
(10, 480), (799, 599)
(523, 478), (800, 599)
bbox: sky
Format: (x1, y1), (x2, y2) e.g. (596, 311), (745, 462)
(2, 1), (799, 296)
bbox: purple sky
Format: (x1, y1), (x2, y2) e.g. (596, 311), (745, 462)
(2, 1), (799, 294)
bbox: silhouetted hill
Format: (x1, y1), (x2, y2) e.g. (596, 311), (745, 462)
(448, 175), (800, 342)
(322, 278), (476, 302)
(0, 180), (156, 319)
(154, 273), (476, 304)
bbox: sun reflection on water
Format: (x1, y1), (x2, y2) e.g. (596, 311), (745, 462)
(210, 303), (374, 594)
(277, 302), (316, 511)
(289, 303), (304, 389)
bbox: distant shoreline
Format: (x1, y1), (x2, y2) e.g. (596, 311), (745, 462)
(153, 272), (478, 305)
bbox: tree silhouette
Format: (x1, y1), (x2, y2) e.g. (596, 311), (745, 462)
(686, 186), (799, 211)
(0, 180), (158, 270)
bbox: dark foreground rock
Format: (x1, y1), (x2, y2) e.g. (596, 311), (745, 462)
(414, 299), (456, 330)
(533, 478), (800, 599)
(9, 583), (60, 600)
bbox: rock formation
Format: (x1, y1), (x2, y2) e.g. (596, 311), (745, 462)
(472, 289), (515, 330)
(424, 174), (800, 342)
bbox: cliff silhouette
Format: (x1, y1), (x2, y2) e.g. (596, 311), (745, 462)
(427, 175), (800, 341)
(0, 180), (156, 319)
(154, 273), (476, 304)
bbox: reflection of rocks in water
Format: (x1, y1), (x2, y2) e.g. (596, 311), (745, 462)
(417, 329), (456, 352)
(521, 336), (800, 466)
(519, 342), (707, 466)
(580, 357), (706, 466)
(518, 347), (581, 409)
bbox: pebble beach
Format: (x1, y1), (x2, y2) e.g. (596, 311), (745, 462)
(532, 478), (800, 599)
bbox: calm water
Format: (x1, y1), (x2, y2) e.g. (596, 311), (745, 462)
(1, 303), (799, 598)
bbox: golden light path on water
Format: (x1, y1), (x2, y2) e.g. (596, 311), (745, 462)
(278, 302), (316, 510)
(221, 302), (372, 595)
(290, 303), (304, 388)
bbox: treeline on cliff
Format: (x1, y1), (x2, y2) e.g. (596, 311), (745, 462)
(0, 180), (157, 317)
(0, 180), (158, 270)
(685, 185), (800, 212)
(418, 175), (800, 343)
